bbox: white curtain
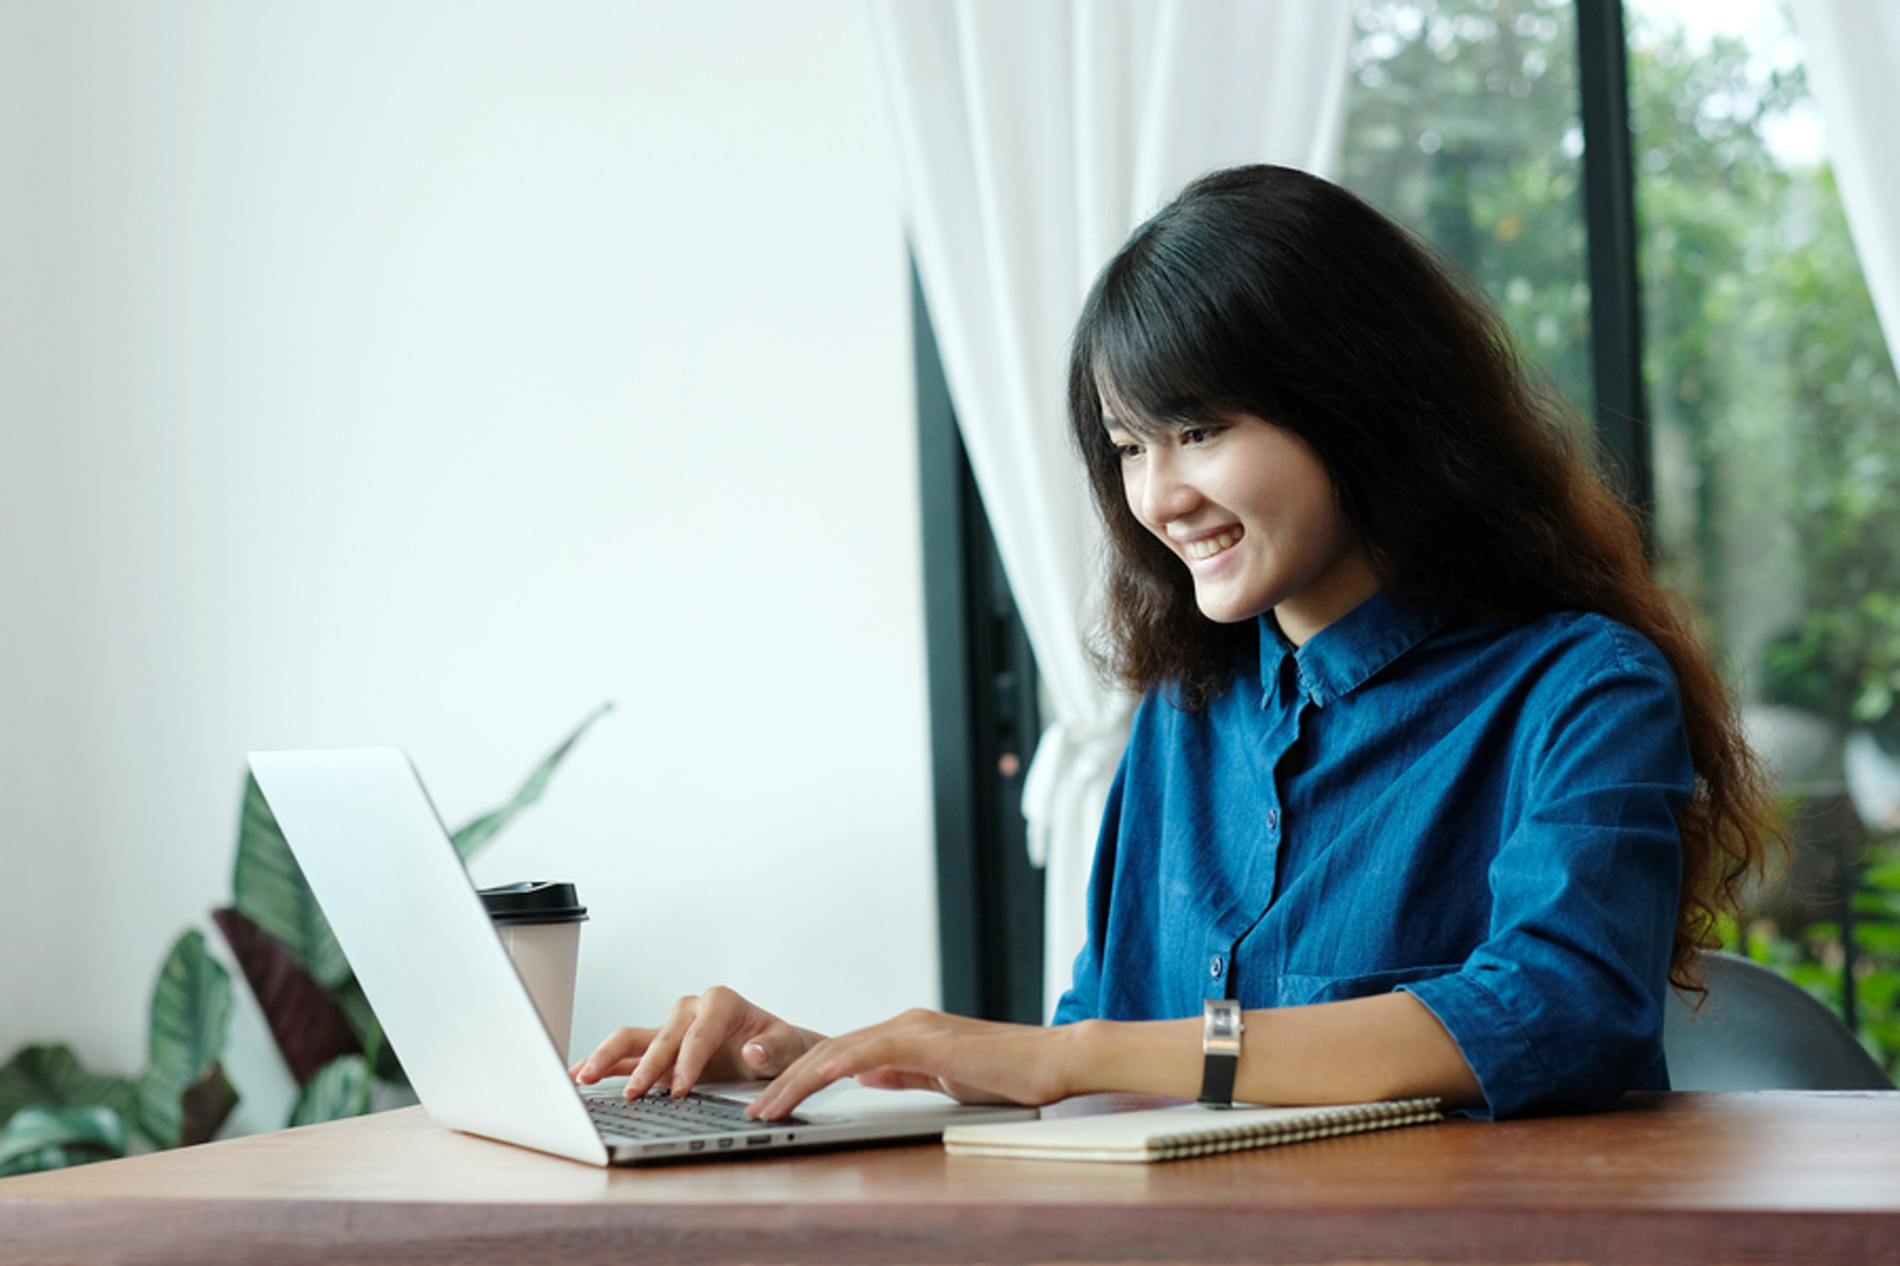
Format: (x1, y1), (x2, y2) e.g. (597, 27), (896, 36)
(867, 0), (1355, 1015)
(1790, 0), (1900, 358)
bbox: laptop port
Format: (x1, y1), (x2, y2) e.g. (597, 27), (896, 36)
(689, 1139), (706, 1151)
(746, 1134), (772, 1147)
(718, 1137), (735, 1149)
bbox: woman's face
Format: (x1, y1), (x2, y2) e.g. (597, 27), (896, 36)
(1104, 408), (1380, 644)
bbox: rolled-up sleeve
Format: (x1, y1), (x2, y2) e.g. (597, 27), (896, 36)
(1400, 624), (1691, 1119)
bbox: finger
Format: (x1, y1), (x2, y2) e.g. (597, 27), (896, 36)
(669, 996), (748, 1093)
(749, 1039), (876, 1120)
(739, 1024), (809, 1077)
(572, 1056), (643, 1083)
(625, 996), (703, 1098)
(572, 1027), (657, 1083)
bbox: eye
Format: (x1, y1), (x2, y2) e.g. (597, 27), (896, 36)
(1106, 433), (1143, 461)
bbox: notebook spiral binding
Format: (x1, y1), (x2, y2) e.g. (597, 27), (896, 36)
(1145, 1098), (1444, 1161)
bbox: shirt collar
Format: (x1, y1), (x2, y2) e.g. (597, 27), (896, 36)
(1258, 589), (1451, 708)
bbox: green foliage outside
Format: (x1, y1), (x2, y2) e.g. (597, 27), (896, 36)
(1631, 4), (1900, 1078)
(1727, 841), (1900, 1071)
(1341, 0), (1592, 418)
(0, 706), (609, 1174)
(1340, 1), (1900, 1074)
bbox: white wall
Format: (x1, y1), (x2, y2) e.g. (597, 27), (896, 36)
(0, 0), (936, 1136)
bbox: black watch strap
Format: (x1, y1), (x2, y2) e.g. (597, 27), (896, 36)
(1199, 998), (1243, 1107)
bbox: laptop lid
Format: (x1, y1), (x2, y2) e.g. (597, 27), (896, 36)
(250, 748), (613, 1165)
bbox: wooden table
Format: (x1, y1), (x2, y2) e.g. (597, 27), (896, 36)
(2, 1091), (1898, 1264)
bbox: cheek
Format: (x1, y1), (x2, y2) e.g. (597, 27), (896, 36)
(1120, 472), (1147, 524)
(1302, 502), (1357, 564)
(1123, 489), (1171, 544)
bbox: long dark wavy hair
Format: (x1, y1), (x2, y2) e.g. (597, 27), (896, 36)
(1067, 165), (1774, 991)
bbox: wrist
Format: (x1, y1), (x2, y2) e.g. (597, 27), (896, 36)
(1059, 1017), (1202, 1100)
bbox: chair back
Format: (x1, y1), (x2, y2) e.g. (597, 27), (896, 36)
(1663, 950), (1894, 1090)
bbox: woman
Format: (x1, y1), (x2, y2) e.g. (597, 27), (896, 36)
(574, 166), (1775, 1120)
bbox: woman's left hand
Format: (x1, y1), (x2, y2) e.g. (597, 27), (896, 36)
(746, 1009), (1081, 1120)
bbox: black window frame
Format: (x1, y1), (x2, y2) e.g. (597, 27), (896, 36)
(913, 261), (1047, 1024)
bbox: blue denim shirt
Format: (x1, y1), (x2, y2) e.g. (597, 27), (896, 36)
(1053, 591), (1692, 1118)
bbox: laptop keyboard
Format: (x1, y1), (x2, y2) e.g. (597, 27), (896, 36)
(585, 1089), (766, 1140)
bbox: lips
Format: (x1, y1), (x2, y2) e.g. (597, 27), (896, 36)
(1183, 528), (1242, 561)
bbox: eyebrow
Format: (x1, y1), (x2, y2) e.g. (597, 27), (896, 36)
(1100, 409), (1178, 442)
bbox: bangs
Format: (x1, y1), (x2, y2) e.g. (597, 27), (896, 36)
(1075, 233), (1256, 440)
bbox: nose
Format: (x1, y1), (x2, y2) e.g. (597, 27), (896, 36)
(1134, 449), (1199, 527)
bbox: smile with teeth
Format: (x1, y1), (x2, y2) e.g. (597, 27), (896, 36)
(1184, 529), (1243, 561)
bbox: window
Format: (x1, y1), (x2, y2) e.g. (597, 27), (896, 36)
(1341, 1), (1593, 418)
(1628, 0), (1900, 1060)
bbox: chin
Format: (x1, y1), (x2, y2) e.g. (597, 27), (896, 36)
(1194, 596), (1269, 626)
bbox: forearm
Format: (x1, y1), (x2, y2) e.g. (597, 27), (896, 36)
(1064, 992), (1483, 1108)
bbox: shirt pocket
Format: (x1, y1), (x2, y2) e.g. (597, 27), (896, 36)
(1269, 964), (1466, 1007)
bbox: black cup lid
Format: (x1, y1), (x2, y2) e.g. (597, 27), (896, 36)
(478, 881), (588, 925)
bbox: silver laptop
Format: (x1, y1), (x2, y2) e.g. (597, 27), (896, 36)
(248, 747), (1036, 1165)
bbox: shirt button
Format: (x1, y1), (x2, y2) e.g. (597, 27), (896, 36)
(1210, 955), (1224, 978)
(1267, 809), (1280, 832)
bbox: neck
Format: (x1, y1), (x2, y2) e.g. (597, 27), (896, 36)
(1274, 549), (1385, 646)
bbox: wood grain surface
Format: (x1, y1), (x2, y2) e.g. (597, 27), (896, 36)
(2, 1091), (1897, 1264)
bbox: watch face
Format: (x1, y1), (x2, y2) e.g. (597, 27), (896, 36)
(1204, 999), (1242, 1047)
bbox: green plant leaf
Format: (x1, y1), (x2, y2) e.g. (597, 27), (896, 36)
(0, 1044), (137, 1129)
(0, 1105), (128, 1175)
(449, 702), (613, 861)
(1860, 969), (1900, 1013)
(212, 906), (362, 1086)
(1863, 854), (1900, 891)
(288, 1054), (372, 1128)
(178, 1064), (240, 1147)
(332, 977), (405, 1086)
(231, 773), (352, 988)
(136, 930), (235, 1149)
(1855, 922), (1900, 956)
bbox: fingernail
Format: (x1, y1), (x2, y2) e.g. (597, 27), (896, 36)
(743, 1041), (768, 1068)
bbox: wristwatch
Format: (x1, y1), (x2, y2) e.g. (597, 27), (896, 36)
(1199, 998), (1243, 1107)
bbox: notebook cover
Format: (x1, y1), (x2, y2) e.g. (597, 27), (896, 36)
(942, 1098), (1443, 1163)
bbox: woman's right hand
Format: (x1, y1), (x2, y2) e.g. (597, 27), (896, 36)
(568, 986), (819, 1099)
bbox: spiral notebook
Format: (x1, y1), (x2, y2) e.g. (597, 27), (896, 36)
(942, 1098), (1443, 1163)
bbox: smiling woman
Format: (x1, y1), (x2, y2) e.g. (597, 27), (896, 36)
(577, 165), (1781, 1123)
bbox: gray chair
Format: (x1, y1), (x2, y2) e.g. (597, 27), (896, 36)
(1663, 949), (1894, 1090)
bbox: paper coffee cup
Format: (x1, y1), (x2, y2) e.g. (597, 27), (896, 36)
(479, 881), (588, 1063)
